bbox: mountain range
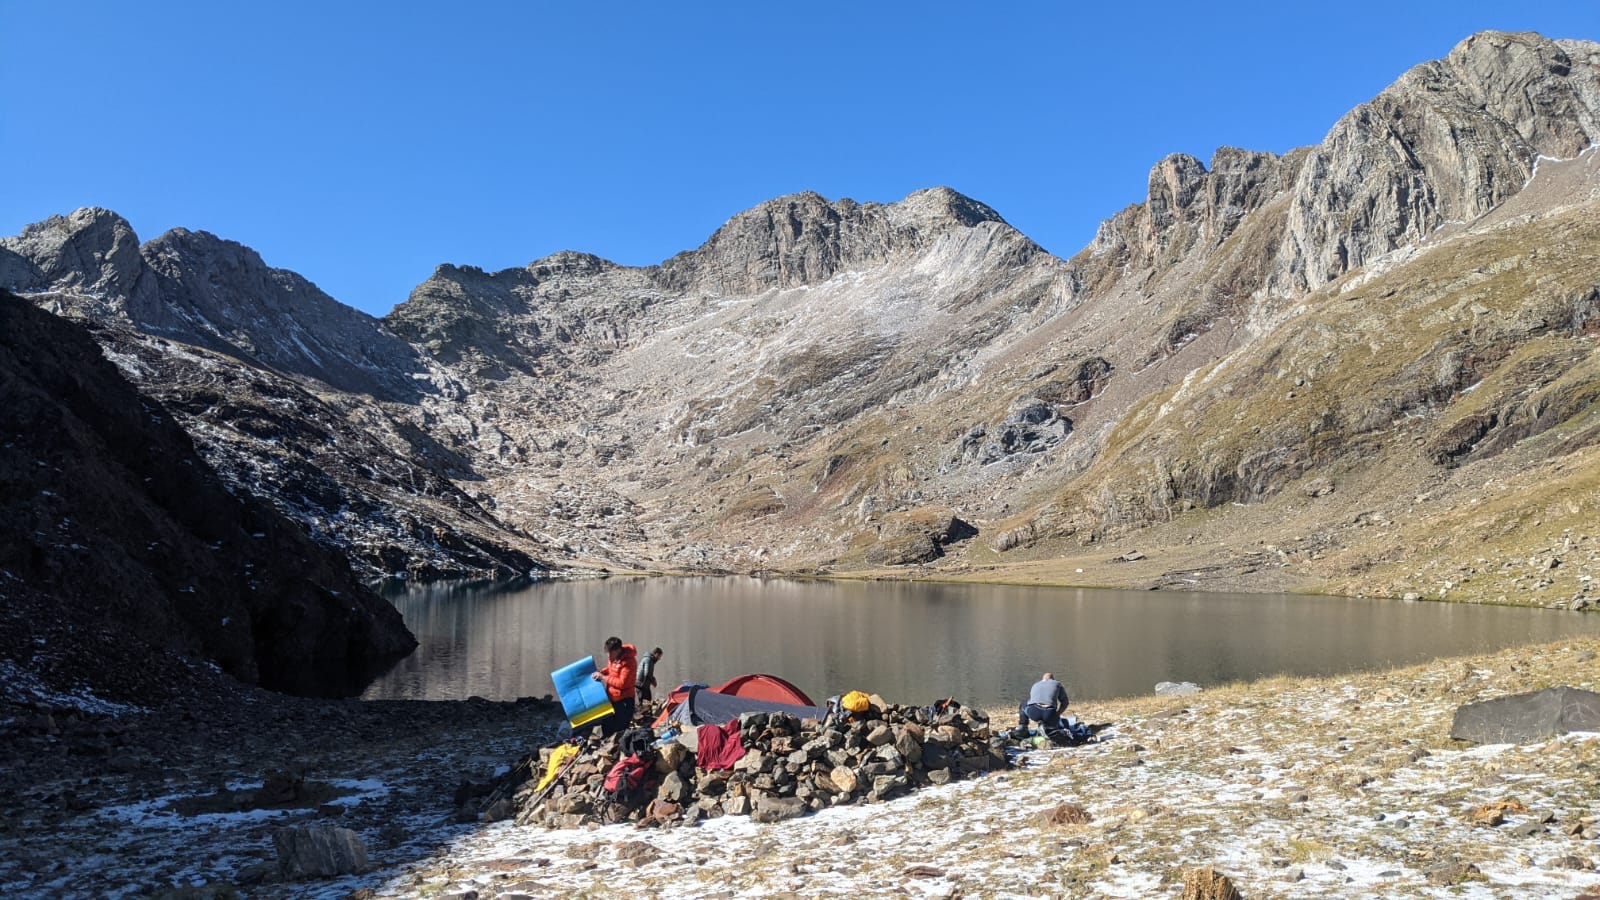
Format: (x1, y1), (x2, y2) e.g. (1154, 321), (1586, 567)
(5, 29), (1598, 621)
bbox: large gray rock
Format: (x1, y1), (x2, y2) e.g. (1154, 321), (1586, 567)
(1449, 687), (1600, 744)
(750, 793), (807, 823)
(273, 824), (369, 879)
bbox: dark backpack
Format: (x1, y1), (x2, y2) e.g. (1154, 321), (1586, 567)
(1044, 719), (1094, 747)
(619, 727), (657, 761)
(602, 753), (659, 807)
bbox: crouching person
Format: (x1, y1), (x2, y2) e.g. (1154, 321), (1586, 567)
(1016, 671), (1069, 738)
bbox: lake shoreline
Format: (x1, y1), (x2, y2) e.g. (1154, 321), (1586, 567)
(7, 635), (1597, 897)
(365, 576), (1600, 707)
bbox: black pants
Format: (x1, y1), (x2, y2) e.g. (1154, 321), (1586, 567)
(1018, 702), (1062, 732)
(601, 697), (635, 736)
(577, 697), (636, 740)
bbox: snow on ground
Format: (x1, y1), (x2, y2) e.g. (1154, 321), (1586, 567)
(4, 640), (1599, 898)
(0, 659), (144, 718)
(362, 641), (1600, 899)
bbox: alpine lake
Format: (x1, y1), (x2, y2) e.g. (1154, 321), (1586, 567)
(362, 577), (1600, 709)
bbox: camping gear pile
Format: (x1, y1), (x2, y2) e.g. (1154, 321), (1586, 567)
(511, 691), (1005, 829)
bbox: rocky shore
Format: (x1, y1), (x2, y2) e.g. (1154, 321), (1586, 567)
(4, 637), (1600, 898)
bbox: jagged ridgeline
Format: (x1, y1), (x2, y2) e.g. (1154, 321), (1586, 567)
(4, 30), (1599, 608)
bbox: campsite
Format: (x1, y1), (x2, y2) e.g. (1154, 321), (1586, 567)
(514, 671), (1017, 830)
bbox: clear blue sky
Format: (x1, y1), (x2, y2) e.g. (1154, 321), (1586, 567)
(3, 2), (1595, 316)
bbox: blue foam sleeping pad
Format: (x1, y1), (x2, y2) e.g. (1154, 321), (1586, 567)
(552, 656), (614, 728)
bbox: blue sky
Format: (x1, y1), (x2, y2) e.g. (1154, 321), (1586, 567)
(3, 2), (1596, 316)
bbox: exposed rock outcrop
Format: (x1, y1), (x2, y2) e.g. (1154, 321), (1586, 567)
(1273, 32), (1600, 295)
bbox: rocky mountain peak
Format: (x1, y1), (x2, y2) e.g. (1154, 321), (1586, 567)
(145, 225), (263, 271)
(1442, 31), (1599, 158)
(1272, 30), (1600, 295)
(892, 185), (1009, 229)
(526, 250), (615, 279)
(656, 187), (1025, 295)
(0, 207), (155, 311)
(1086, 148), (1294, 275)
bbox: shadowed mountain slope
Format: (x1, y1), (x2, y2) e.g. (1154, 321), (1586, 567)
(0, 290), (416, 701)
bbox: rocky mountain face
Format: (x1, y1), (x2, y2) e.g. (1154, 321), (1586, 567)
(4, 30), (1598, 608)
(0, 290), (416, 701)
(2, 213), (545, 582)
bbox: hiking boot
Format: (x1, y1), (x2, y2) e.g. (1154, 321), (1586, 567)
(1009, 726), (1031, 742)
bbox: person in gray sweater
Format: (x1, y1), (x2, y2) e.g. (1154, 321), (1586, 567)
(636, 647), (664, 702)
(1016, 672), (1069, 735)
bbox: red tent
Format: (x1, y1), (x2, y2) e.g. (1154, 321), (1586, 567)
(653, 673), (818, 727)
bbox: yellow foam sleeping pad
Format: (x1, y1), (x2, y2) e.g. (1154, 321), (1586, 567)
(537, 742), (580, 791)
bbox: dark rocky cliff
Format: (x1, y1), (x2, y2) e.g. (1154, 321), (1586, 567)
(0, 290), (416, 700)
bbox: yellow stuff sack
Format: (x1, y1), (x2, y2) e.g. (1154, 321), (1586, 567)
(841, 690), (871, 714)
(537, 742), (579, 792)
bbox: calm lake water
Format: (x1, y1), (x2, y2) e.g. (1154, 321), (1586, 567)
(362, 577), (1600, 709)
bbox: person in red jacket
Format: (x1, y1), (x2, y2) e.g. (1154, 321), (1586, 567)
(584, 636), (638, 738)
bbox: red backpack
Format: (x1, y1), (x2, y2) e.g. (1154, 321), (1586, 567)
(602, 753), (659, 807)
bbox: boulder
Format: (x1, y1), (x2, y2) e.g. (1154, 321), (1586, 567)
(830, 767), (859, 794)
(751, 794), (807, 823)
(554, 794), (590, 815)
(1450, 687), (1600, 744)
(893, 727), (922, 761)
(659, 772), (690, 805)
(1155, 681), (1201, 696)
(869, 774), (908, 801)
(694, 772), (727, 796)
(733, 749), (770, 774)
(273, 825), (369, 879)
(921, 746), (953, 770)
(655, 741), (689, 773)
(615, 841), (658, 865)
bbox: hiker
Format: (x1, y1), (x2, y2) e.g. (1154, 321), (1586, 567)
(1015, 671), (1070, 737)
(637, 646), (664, 703)
(581, 636), (638, 737)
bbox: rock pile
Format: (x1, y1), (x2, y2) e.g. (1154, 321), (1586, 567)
(511, 696), (1005, 828)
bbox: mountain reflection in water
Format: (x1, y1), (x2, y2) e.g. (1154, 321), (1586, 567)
(363, 578), (1600, 708)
